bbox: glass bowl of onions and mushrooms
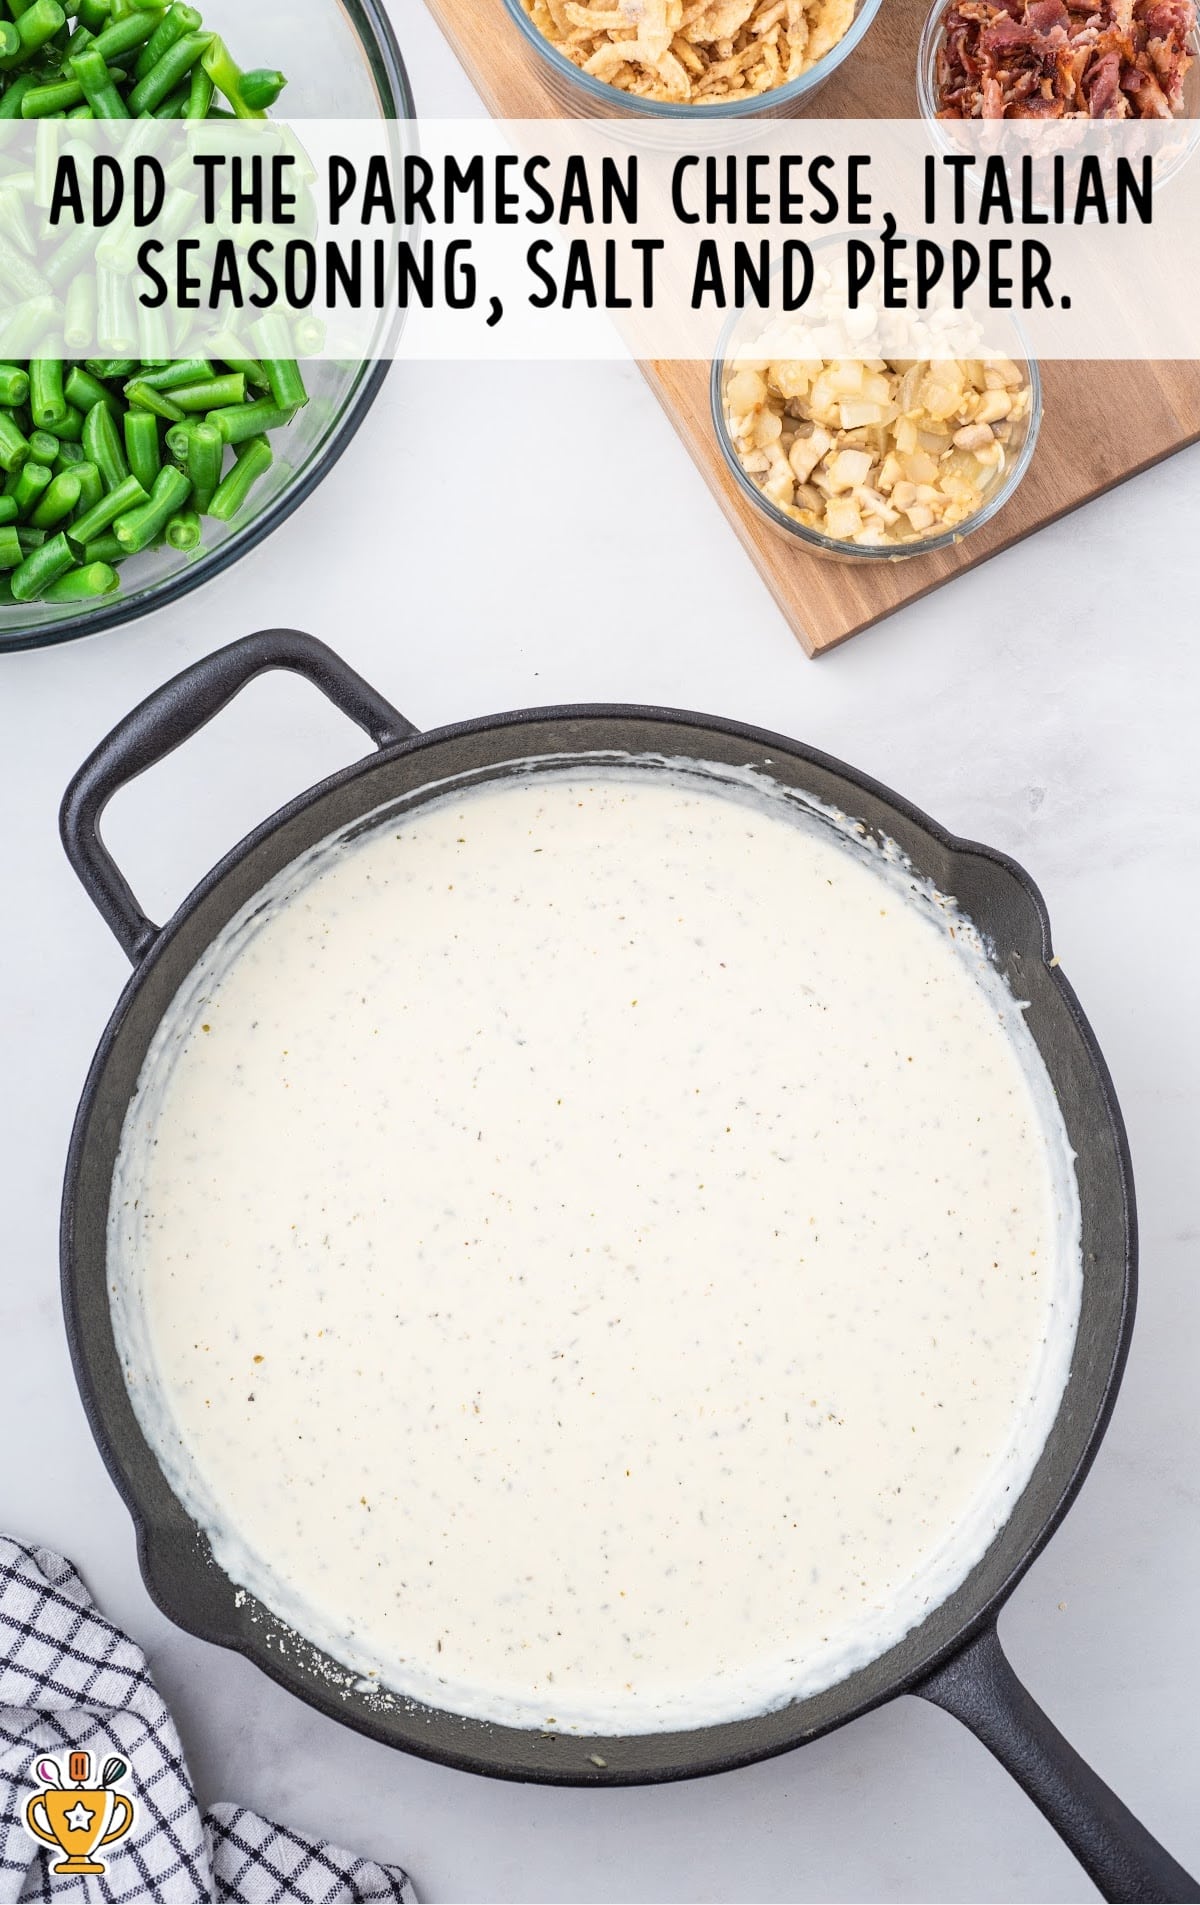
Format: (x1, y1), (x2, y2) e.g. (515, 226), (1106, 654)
(712, 348), (1042, 560)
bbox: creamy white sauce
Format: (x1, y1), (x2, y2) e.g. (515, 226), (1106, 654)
(110, 760), (1081, 1734)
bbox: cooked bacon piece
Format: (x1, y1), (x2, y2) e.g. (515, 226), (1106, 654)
(1122, 59), (1176, 100)
(980, 11), (1037, 47)
(1086, 45), (1130, 108)
(1145, 36), (1188, 100)
(981, 68), (1006, 106)
(1027, 0), (1071, 30)
(1019, 87), (1069, 102)
(1141, 0), (1193, 37)
(1056, 40), (1093, 97)
(935, 0), (1195, 115)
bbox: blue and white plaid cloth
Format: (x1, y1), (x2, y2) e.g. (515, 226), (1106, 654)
(0, 1538), (417, 1904)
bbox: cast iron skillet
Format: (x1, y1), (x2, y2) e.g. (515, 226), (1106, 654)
(60, 630), (1198, 1905)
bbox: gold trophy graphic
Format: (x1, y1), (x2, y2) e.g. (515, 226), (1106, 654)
(24, 1751), (135, 1876)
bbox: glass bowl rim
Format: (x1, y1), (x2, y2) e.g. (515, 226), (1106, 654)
(0, 0), (415, 658)
(499, 0), (886, 117)
(709, 323), (1044, 561)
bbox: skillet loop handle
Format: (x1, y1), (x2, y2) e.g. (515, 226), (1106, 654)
(916, 1623), (1200, 1904)
(60, 628), (418, 967)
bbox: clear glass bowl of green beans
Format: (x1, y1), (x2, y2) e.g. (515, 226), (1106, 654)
(0, 0), (411, 652)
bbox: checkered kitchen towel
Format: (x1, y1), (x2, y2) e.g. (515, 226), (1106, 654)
(0, 1539), (417, 1904)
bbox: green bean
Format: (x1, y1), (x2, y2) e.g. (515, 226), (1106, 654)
(0, 187), (37, 260)
(208, 398), (295, 446)
(0, 231), (51, 304)
(96, 266), (136, 355)
(0, 74), (38, 117)
(183, 417), (221, 510)
(184, 59), (211, 116)
(208, 432), (270, 522)
(200, 35), (264, 118)
(204, 333), (269, 388)
(239, 68), (286, 112)
(72, 458), (103, 512)
(70, 44), (128, 116)
(0, 365), (29, 407)
(1, 1), (67, 70)
(164, 507), (199, 549)
(0, 25), (21, 63)
(46, 222), (101, 289)
(134, 356), (212, 391)
(10, 527), (74, 599)
(67, 471), (147, 543)
(11, 460), (51, 517)
(132, 3), (199, 80)
(51, 405), (85, 442)
(136, 302), (171, 366)
(0, 411), (30, 472)
(28, 430), (59, 464)
(123, 403), (159, 490)
(0, 524), (23, 568)
(0, 496), (18, 525)
(113, 460), (190, 550)
(82, 397), (129, 488)
(31, 467), (82, 526)
(80, 532), (122, 563)
(126, 28), (209, 115)
(125, 378), (183, 421)
(64, 274), (96, 352)
(92, 6), (163, 62)
(154, 82), (190, 117)
(29, 359), (67, 429)
(263, 355), (307, 412)
(0, 311), (49, 365)
(251, 316), (308, 411)
(171, 371), (242, 411)
(43, 559), (120, 599)
(71, 376), (117, 421)
(22, 78), (85, 115)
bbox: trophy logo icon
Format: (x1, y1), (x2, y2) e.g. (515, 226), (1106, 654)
(24, 1750), (136, 1877)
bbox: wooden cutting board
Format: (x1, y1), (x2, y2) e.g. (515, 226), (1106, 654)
(422, 0), (1200, 653)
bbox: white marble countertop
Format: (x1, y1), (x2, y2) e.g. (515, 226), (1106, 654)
(2, 7), (1199, 1900)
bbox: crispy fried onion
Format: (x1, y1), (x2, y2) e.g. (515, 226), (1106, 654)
(523, 0), (856, 100)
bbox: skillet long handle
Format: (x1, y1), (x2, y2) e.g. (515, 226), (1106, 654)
(916, 1622), (1199, 1903)
(60, 628), (417, 966)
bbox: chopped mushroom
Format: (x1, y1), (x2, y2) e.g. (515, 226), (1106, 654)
(724, 356), (1033, 546)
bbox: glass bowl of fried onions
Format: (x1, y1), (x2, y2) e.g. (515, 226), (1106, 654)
(501, 0), (885, 117)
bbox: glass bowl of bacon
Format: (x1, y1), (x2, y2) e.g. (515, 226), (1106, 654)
(918, 0), (1199, 120)
(501, 0), (885, 116)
